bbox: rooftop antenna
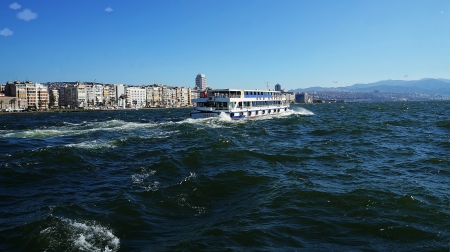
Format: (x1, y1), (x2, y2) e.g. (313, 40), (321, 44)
(266, 81), (269, 90)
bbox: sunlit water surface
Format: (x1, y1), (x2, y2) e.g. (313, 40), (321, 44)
(1, 101), (450, 251)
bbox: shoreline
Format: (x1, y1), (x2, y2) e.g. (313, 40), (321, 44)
(0, 106), (192, 115)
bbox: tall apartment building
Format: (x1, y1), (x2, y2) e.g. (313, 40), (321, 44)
(275, 83), (281, 91)
(126, 86), (146, 108)
(5, 81), (49, 109)
(115, 84), (126, 108)
(104, 84), (116, 106)
(179, 87), (191, 107)
(146, 84), (163, 107)
(195, 74), (207, 90)
(161, 86), (174, 107)
(65, 82), (87, 109)
(49, 89), (59, 108)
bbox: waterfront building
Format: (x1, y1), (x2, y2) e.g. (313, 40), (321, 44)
(295, 92), (313, 103)
(84, 83), (105, 107)
(180, 87), (192, 107)
(11, 81), (27, 109)
(102, 84), (110, 106)
(161, 86), (174, 107)
(126, 86), (146, 108)
(0, 96), (17, 111)
(115, 84), (126, 108)
(195, 74), (207, 90)
(57, 85), (67, 108)
(145, 85), (153, 107)
(145, 84), (161, 107)
(36, 84), (49, 109)
(94, 83), (104, 106)
(191, 89), (201, 100)
(104, 84), (116, 106)
(4, 81), (49, 109)
(49, 89), (59, 108)
(65, 82), (87, 109)
(284, 92), (296, 104)
(84, 84), (94, 107)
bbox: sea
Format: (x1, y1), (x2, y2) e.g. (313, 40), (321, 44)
(1, 101), (449, 251)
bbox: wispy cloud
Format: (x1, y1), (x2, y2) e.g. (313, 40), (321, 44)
(1, 28), (14, 37)
(17, 8), (37, 21)
(9, 2), (21, 10)
(105, 7), (113, 12)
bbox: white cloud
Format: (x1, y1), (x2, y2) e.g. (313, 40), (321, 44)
(9, 2), (21, 10)
(17, 8), (37, 21)
(105, 7), (113, 12)
(1, 28), (13, 37)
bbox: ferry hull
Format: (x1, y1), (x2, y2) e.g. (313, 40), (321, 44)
(189, 111), (220, 119)
(190, 107), (289, 120)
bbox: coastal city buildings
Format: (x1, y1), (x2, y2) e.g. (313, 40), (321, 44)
(0, 80), (194, 111)
(2, 81), (49, 111)
(2, 77), (446, 112)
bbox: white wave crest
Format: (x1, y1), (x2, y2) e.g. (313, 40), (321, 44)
(290, 107), (315, 115)
(180, 172), (197, 184)
(132, 169), (159, 191)
(0, 119), (161, 139)
(132, 170), (156, 184)
(40, 217), (119, 252)
(178, 116), (233, 128)
(65, 140), (117, 149)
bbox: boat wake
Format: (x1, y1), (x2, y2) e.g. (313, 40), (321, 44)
(289, 107), (315, 115)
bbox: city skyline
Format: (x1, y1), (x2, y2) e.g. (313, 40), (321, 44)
(1, 0), (449, 90)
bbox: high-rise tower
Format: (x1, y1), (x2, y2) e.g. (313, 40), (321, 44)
(195, 74), (207, 90)
(275, 83), (281, 91)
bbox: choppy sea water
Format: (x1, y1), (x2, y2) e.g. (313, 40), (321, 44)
(0, 101), (449, 251)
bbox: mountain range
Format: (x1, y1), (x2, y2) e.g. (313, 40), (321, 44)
(289, 78), (450, 96)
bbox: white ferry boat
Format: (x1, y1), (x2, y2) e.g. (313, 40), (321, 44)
(190, 89), (289, 119)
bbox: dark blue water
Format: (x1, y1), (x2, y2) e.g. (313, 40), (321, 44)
(1, 102), (450, 251)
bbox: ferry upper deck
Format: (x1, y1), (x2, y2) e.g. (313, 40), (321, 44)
(198, 89), (285, 100)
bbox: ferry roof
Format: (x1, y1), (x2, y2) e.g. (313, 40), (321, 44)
(209, 89), (281, 92)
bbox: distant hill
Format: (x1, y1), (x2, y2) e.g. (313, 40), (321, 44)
(290, 78), (450, 96)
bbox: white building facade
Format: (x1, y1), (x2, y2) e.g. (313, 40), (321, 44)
(126, 86), (146, 108)
(195, 74), (207, 90)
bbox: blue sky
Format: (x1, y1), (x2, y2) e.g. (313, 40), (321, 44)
(1, 0), (449, 90)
